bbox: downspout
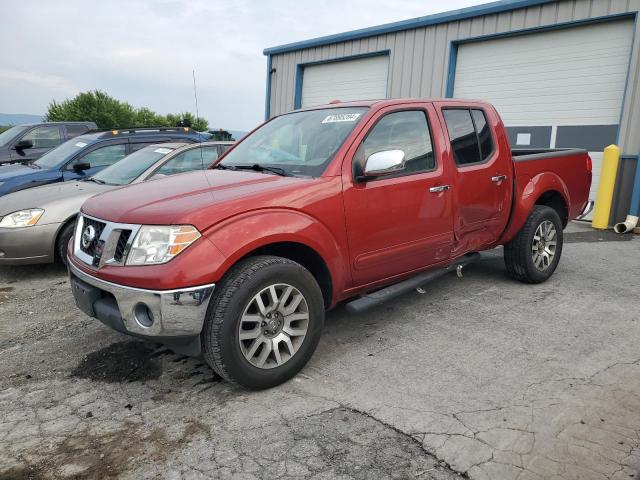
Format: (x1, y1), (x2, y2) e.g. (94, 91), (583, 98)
(614, 156), (640, 233)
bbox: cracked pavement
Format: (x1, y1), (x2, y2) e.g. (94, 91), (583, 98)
(0, 222), (638, 479)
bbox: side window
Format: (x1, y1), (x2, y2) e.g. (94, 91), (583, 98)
(443, 109), (481, 166)
(355, 110), (435, 176)
(65, 124), (90, 138)
(22, 126), (62, 149)
(155, 147), (218, 176)
(471, 109), (494, 161)
(69, 144), (127, 169)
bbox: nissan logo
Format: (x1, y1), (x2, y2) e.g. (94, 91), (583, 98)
(81, 225), (96, 249)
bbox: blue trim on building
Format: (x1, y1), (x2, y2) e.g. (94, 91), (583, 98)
(292, 51), (390, 109)
(445, 12), (638, 98)
(263, 0), (554, 55)
(264, 55), (272, 119)
(628, 156), (640, 216)
(616, 13), (639, 145)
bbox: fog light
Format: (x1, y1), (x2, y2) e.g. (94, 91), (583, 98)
(0, 250), (5, 257)
(134, 303), (155, 328)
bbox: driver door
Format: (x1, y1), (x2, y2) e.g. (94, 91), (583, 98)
(342, 104), (455, 287)
(63, 144), (127, 180)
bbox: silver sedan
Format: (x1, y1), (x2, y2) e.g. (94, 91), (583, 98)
(0, 141), (233, 266)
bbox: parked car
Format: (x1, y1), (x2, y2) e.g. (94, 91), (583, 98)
(0, 141), (233, 266)
(0, 122), (97, 165)
(67, 99), (592, 389)
(0, 127), (210, 197)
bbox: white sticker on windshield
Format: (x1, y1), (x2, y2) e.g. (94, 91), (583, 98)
(154, 147), (172, 154)
(321, 113), (361, 124)
(75, 142), (87, 147)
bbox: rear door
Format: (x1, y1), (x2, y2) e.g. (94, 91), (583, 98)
(342, 103), (455, 286)
(435, 103), (512, 253)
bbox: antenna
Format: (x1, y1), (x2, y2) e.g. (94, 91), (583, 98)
(192, 69), (205, 168)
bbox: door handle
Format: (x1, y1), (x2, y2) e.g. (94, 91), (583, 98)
(491, 175), (507, 183)
(429, 185), (450, 193)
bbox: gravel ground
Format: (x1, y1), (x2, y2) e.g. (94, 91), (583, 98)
(0, 221), (638, 480)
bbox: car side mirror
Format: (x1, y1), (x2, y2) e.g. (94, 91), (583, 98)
(72, 162), (91, 172)
(14, 139), (33, 150)
(362, 150), (406, 179)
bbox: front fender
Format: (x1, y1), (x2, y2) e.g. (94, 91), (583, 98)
(498, 171), (570, 245)
(203, 208), (347, 303)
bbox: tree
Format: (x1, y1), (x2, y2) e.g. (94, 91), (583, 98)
(45, 90), (209, 131)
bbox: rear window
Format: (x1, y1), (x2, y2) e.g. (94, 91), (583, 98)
(443, 108), (495, 166)
(65, 124), (90, 137)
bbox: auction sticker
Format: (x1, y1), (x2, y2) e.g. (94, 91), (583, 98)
(75, 142), (87, 147)
(321, 113), (361, 124)
(154, 147), (172, 154)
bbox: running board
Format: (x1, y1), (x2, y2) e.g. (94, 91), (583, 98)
(345, 253), (481, 314)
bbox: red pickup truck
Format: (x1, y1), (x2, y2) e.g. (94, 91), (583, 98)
(68, 99), (592, 389)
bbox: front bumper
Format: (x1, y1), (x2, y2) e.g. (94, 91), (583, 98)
(69, 261), (215, 345)
(0, 223), (59, 265)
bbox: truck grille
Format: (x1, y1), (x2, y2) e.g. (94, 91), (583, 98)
(114, 230), (132, 262)
(74, 215), (140, 268)
(79, 217), (106, 257)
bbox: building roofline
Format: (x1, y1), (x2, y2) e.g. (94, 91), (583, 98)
(263, 0), (554, 56)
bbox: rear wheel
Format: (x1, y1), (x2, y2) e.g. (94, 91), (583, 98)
(201, 255), (324, 389)
(56, 221), (76, 267)
(504, 205), (563, 284)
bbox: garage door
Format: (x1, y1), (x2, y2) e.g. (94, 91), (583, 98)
(301, 55), (389, 108)
(453, 19), (634, 218)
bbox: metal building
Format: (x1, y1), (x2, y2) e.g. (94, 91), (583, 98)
(263, 0), (640, 223)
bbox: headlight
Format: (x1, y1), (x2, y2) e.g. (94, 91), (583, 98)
(126, 225), (201, 265)
(0, 209), (44, 228)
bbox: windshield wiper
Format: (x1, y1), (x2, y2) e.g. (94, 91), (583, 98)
(85, 177), (106, 184)
(232, 164), (288, 177)
(213, 163), (236, 170)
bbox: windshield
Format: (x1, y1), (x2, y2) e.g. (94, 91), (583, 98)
(92, 146), (175, 185)
(34, 136), (93, 169)
(0, 126), (29, 147)
(219, 107), (368, 177)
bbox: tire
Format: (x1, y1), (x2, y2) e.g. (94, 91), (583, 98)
(504, 205), (563, 284)
(56, 221), (76, 267)
(201, 255), (325, 389)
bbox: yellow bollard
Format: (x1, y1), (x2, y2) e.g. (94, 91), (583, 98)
(592, 144), (621, 229)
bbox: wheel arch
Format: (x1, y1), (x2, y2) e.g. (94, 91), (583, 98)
(51, 214), (77, 260)
(204, 209), (348, 308)
(499, 172), (570, 244)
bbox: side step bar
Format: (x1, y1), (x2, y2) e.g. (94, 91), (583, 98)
(345, 253), (481, 314)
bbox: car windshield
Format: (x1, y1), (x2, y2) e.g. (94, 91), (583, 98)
(0, 126), (29, 147)
(219, 107), (368, 177)
(92, 146), (175, 185)
(34, 136), (93, 169)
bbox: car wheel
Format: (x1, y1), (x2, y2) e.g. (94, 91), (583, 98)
(201, 255), (325, 389)
(56, 220), (76, 267)
(504, 205), (563, 284)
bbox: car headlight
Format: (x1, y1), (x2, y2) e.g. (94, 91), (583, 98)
(126, 225), (201, 265)
(0, 208), (44, 228)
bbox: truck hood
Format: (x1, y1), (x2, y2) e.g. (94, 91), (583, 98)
(81, 170), (317, 230)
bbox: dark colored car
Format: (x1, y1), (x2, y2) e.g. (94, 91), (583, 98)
(0, 122), (97, 165)
(0, 127), (210, 197)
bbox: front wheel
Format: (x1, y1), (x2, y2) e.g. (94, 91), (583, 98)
(201, 255), (325, 389)
(504, 205), (563, 284)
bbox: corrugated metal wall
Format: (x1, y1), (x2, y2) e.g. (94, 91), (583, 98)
(268, 0), (640, 155)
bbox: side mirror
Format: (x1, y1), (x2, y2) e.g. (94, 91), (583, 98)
(362, 150), (406, 179)
(72, 162), (91, 172)
(14, 139), (33, 150)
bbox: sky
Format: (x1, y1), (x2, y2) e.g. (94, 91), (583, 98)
(0, 0), (484, 131)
